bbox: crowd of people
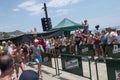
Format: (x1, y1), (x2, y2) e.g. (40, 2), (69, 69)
(44, 20), (120, 57)
(0, 38), (44, 80)
(0, 20), (120, 80)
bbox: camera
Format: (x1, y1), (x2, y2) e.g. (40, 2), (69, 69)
(95, 25), (99, 30)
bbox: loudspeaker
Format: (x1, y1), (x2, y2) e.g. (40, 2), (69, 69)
(41, 18), (52, 31)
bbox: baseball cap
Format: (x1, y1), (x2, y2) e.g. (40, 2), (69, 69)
(19, 70), (40, 80)
(33, 39), (39, 44)
(2, 41), (6, 44)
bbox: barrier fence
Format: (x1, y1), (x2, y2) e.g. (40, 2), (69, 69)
(42, 53), (53, 67)
(59, 45), (70, 54)
(78, 44), (95, 56)
(61, 54), (83, 76)
(106, 44), (120, 58)
(106, 58), (120, 80)
(42, 53), (60, 76)
(95, 44), (120, 80)
(61, 54), (92, 80)
(41, 44), (120, 80)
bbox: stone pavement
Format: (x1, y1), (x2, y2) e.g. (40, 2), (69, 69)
(13, 64), (89, 80)
(12, 61), (108, 80)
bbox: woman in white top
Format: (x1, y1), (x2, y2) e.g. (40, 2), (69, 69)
(116, 30), (120, 43)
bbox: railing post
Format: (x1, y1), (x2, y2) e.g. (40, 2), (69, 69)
(95, 59), (99, 80)
(53, 54), (58, 76)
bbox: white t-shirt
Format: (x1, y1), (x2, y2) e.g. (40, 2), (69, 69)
(116, 35), (120, 43)
(105, 32), (118, 43)
(105, 32), (112, 43)
(110, 31), (118, 37)
(7, 45), (13, 54)
(46, 40), (50, 48)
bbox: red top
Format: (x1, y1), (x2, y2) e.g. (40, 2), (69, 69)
(94, 38), (101, 45)
(39, 39), (46, 46)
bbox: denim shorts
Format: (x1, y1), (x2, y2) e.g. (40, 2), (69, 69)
(95, 44), (100, 49)
(33, 56), (42, 62)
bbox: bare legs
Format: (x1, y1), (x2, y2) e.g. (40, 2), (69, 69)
(35, 59), (43, 78)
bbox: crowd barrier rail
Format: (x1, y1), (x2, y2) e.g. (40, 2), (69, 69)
(95, 44), (120, 80)
(40, 44), (120, 80)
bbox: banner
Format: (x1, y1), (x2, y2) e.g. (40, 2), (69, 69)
(61, 54), (83, 76)
(115, 70), (120, 80)
(106, 44), (120, 58)
(65, 59), (79, 70)
(78, 44), (95, 56)
(59, 45), (70, 54)
(42, 53), (53, 67)
(106, 59), (120, 80)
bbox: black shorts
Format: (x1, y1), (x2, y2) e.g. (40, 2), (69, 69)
(15, 62), (22, 67)
(55, 47), (59, 49)
(23, 52), (28, 55)
(100, 44), (106, 47)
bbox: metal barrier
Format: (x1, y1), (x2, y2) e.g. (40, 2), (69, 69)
(42, 53), (53, 67)
(41, 44), (120, 80)
(58, 44), (94, 80)
(53, 53), (61, 76)
(42, 53), (92, 80)
(105, 44), (120, 80)
(106, 58), (120, 80)
(95, 57), (105, 80)
(83, 56), (92, 80)
(60, 54), (92, 80)
(42, 53), (61, 76)
(95, 44), (120, 80)
(28, 44), (95, 78)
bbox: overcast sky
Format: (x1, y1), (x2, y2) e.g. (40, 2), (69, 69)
(0, 0), (120, 32)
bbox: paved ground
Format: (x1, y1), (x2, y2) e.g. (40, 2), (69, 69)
(11, 58), (108, 80)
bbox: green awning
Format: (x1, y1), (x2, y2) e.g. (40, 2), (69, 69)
(52, 18), (83, 31)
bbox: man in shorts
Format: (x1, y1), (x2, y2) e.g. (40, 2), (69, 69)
(31, 39), (43, 78)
